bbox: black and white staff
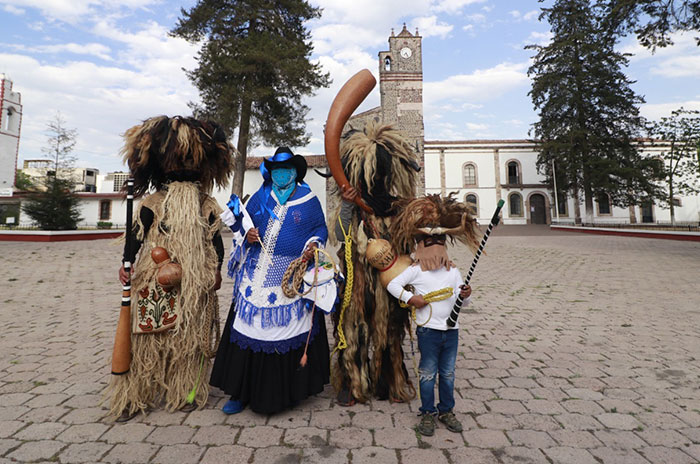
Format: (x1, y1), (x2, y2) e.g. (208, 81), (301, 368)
(446, 199), (505, 328)
(111, 178), (134, 375)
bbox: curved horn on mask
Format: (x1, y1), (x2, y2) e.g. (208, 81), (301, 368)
(324, 69), (376, 213)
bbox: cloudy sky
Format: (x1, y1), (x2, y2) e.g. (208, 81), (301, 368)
(1, 0), (699, 173)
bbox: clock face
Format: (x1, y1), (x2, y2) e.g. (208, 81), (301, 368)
(400, 47), (412, 59)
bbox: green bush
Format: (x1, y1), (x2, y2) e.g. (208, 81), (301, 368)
(97, 221), (113, 229)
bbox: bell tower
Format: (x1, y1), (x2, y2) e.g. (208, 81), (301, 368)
(0, 74), (22, 193)
(378, 25), (425, 191)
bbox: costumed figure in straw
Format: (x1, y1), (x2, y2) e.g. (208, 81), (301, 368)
(210, 147), (336, 415)
(107, 115), (234, 421)
(384, 194), (482, 436)
(325, 69), (422, 405)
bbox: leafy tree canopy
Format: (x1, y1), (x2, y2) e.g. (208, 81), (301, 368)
(600, 0), (700, 49)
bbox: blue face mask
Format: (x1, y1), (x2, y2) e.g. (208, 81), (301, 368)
(270, 167), (297, 204)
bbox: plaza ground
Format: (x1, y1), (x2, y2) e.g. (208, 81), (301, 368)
(1, 226), (700, 463)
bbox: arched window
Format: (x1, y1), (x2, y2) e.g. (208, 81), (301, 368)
(3, 107), (13, 132)
(465, 193), (478, 216)
(597, 194), (611, 215)
(509, 192), (523, 216)
(507, 160), (521, 185)
(384, 57), (391, 71)
(462, 163), (477, 186)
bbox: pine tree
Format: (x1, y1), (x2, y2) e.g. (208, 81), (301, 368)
(22, 113), (82, 230)
(527, 0), (663, 223)
(601, 0), (700, 50)
(171, 0), (331, 196)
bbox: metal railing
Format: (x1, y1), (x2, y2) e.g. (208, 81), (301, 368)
(552, 220), (700, 232)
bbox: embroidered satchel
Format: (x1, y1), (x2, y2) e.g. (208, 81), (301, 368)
(133, 282), (179, 334)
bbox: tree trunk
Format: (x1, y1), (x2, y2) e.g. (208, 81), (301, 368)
(231, 97), (252, 197)
(573, 187), (582, 224)
(582, 169), (594, 224)
(669, 174), (675, 226)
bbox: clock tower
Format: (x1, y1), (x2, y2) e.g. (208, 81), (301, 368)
(378, 24), (425, 190)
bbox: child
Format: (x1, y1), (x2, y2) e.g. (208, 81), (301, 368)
(386, 233), (472, 436)
(384, 194), (482, 436)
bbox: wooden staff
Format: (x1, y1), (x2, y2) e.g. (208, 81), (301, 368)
(111, 178), (134, 375)
(324, 69), (376, 214)
(446, 199), (505, 328)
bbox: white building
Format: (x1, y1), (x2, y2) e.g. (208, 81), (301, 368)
(22, 159), (99, 192)
(62, 155), (329, 229)
(425, 139), (700, 225)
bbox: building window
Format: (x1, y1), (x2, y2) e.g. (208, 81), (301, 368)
(509, 193), (523, 216)
(462, 163), (477, 186)
(99, 200), (111, 220)
(113, 173), (129, 192)
(507, 160), (521, 185)
(465, 193), (478, 216)
(597, 194), (611, 215)
(672, 197), (682, 207)
(384, 57), (391, 71)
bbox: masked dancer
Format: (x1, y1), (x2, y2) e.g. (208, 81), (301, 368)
(329, 120), (421, 406)
(108, 115), (234, 421)
(210, 147), (331, 415)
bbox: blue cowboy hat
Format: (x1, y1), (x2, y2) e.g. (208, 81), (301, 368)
(262, 147), (308, 184)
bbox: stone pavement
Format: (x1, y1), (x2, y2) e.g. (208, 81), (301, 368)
(1, 227), (700, 463)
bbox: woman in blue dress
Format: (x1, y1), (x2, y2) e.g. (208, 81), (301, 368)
(210, 147), (331, 415)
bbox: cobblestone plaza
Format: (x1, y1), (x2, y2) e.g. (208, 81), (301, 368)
(1, 227), (700, 463)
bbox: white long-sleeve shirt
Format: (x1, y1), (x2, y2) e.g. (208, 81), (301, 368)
(386, 264), (471, 331)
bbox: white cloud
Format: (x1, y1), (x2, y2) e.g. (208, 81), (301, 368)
(523, 10), (539, 21)
(465, 13), (487, 23)
(466, 122), (489, 130)
(463, 24), (474, 33)
(509, 10), (521, 19)
(424, 61), (530, 104)
(3, 4), (25, 14)
(651, 55), (700, 78)
(434, 0), (486, 14)
(641, 100), (700, 121)
(0, 0), (160, 23)
(518, 31), (552, 50)
(2, 42), (113, 60)
(413, 16), (453, 39)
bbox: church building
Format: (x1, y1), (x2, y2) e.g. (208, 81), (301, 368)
(357, 27), (699, 225)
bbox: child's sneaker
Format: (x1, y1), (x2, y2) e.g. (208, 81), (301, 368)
(417, 413), (436, 436)
(438, 411), (463, 432)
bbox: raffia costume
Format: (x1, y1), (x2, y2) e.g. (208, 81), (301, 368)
(330, 121), (420, 404)
(106, 116), (234, 419)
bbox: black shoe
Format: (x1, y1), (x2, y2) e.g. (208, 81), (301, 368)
(438, 411), (463, 433)
(417, 413), (436, 436)
(116, 410), (139, 423)
(180, 402), (197, 413)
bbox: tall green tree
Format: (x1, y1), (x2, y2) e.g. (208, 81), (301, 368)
(23, 113), (82, 230)
(171, 0), (331, 196)
(647, 108), (700, 224)
(527, 0), (663, 223)
(600, 0), (700, 50)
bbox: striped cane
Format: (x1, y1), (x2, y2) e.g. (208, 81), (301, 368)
(111, 178), (134, 375)
(446, 199), (505, 328)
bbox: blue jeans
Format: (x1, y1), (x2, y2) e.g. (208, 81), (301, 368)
(416, 326), (458, 415)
